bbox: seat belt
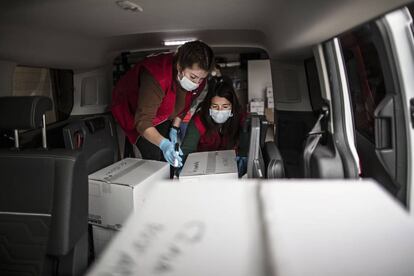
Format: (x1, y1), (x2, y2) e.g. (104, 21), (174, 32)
(303, 106), (329, 178)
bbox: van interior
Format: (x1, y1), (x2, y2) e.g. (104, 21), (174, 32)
(1, 0), (414, 275)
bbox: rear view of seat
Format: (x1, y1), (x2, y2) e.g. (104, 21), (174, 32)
(63, 115), (119, 174)
(263, 141), (285, 178)
(0, 96), (88, 276)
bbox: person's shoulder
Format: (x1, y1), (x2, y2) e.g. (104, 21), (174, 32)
(140, 52), (175, 87)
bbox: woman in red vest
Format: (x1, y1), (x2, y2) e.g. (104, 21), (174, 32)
(111, 41), (214, 167)
(181, 77), (248, 164)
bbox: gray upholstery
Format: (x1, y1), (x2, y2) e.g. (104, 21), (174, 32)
(0, 96), (52, 129)
(0, 96), (88, 276)
(263, 141), (285, 178)
(63, 114), (119, 174)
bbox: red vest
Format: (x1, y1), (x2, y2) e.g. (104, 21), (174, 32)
(193, 114), (233, 152)
(111, 53), (205, 144)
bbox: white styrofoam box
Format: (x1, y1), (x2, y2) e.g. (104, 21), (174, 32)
(92, 225), (118, 258)
(88, 158), (170, 229)
(87, 180), (265, 276)
(180, 150), (238, 180)
(260, 180), (414, 276)
(248, 59), (272, 101)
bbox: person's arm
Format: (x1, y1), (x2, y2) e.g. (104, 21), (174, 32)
(135, 69), (165, 146)
(141, 126), (165, 147)
(181, 119), (201, 156)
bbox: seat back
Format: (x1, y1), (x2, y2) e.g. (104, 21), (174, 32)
(303, 106), (344, 178)
(63, 114), (119, 174)
(263, 141), (285, 178)
(0, 96), (88, 276)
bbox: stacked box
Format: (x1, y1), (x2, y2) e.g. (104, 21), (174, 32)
(249, 98), (265, 115)
(88, 158), (170, 257)
(88, 158), (170, 229)
(92, 225), (118, 258)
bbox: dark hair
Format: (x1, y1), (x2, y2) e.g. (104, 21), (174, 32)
(174, 40), (215, 72)
(196, 76), (242, 147)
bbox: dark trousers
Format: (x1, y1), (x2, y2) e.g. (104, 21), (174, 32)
(136, 120), (172, 161)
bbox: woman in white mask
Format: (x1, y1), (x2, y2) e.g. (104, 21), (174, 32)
(181, 76), (248, 166)
(111, 41), (214, 167)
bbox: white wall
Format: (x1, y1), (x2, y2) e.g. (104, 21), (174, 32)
(71, 66), (113, 115)
(247, 60), (272, 101)
(271, 61), (312, 112)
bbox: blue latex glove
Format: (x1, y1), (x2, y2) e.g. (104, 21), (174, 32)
(169, 127), (179, 144)
(236, 156), (248, 178)
(159, 138), (183, 167)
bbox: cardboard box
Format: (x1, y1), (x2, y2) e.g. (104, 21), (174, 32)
(260, 180), (414, 276)
(87, 180), (265, 276)
(92, 225), (118, 258)
(88, 158), (170, 229)
(249, 99), (265, 114)
(249, 99), (265, 108)
(250, 107), (265, 115)
(180, 150), (238, 180)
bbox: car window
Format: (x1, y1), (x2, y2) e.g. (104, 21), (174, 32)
(338, 16), (408, 203)
(12, 66), (73, 125)
(339, 26), (387, 144)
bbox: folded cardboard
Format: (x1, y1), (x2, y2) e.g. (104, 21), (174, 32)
(87, 180), (265, 276)
(180, 150), (238, 180)
(88, 158), (170, 229)
(260, 180), (414, 276)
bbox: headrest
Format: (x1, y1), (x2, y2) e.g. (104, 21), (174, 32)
(0, 96), (52, 129)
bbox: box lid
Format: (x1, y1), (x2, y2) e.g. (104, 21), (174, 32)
(181, 150), (237, 177)
(87, 180), (264, 276)
(88, 158), (169, 187)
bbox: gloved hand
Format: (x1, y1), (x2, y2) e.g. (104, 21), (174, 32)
(159, 138), (183, 167)
(169, 127), (179, 144)
(236, 156), (248, 178)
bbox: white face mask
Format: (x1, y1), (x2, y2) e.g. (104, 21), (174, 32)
(209, 109), (233, 124)
(178, 74), (200, 91)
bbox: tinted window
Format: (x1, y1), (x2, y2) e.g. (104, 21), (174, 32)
(12, 66), (73, 125)
(340, 25), (387, 143)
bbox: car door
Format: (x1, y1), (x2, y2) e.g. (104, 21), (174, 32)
(324, 7), (414, 208)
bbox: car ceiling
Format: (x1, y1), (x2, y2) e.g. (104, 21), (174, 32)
(0, 0), (411, 69)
